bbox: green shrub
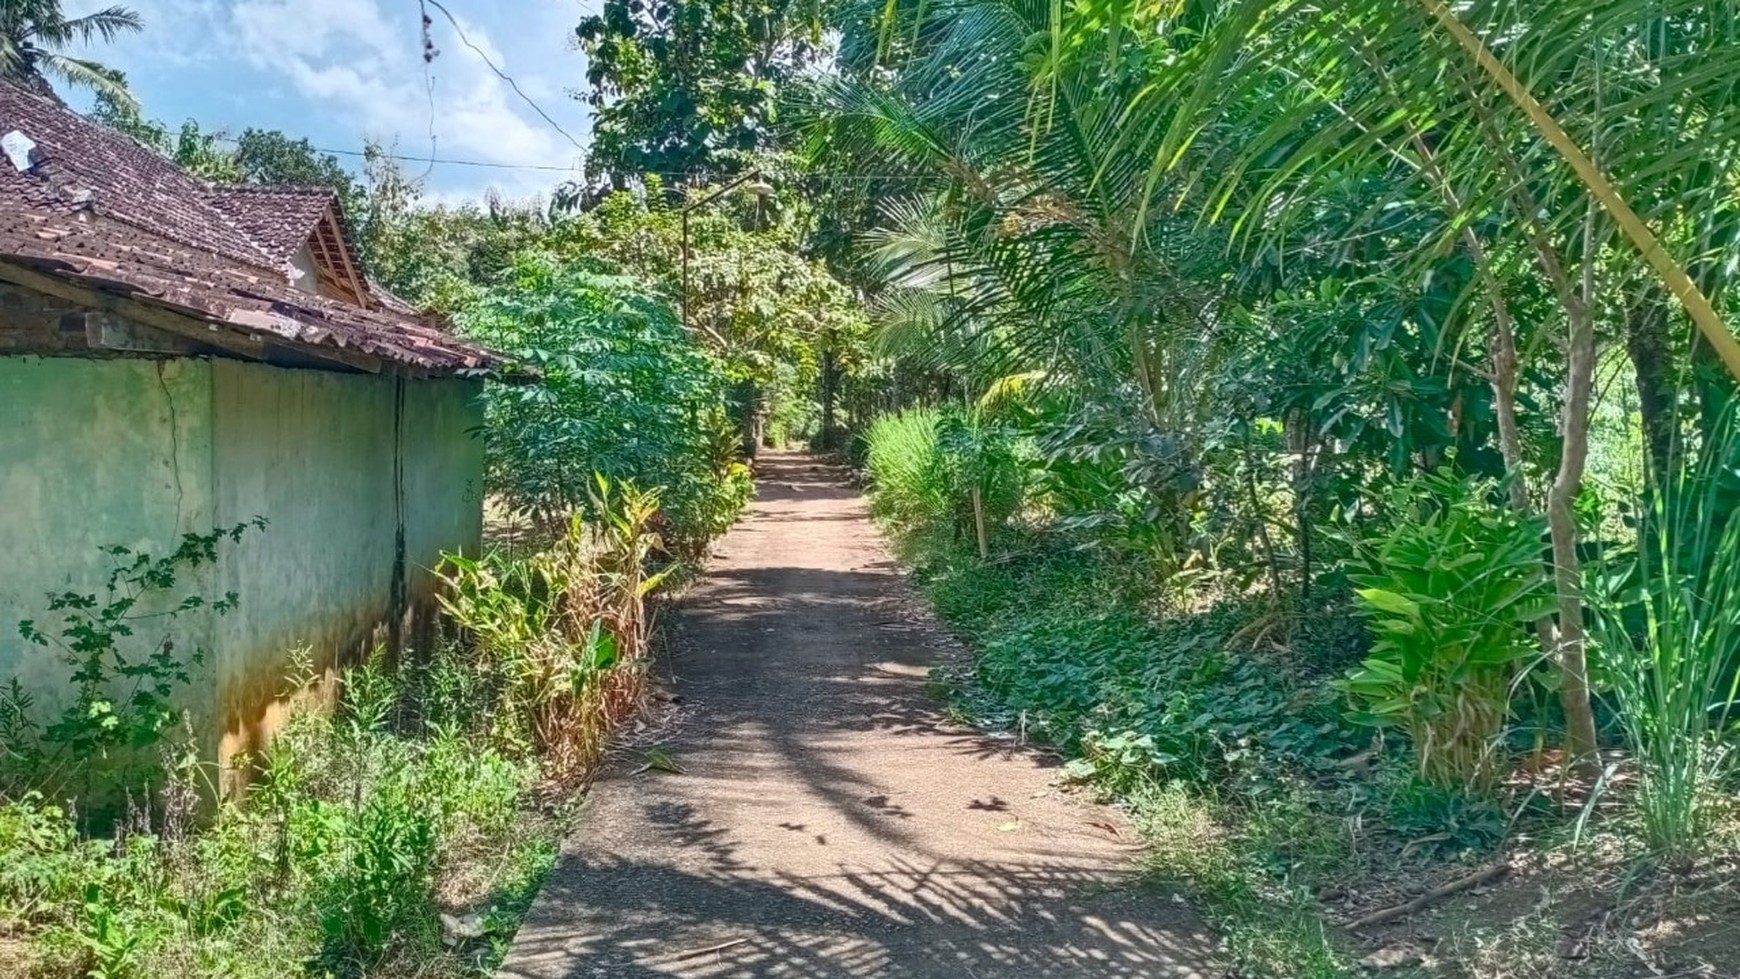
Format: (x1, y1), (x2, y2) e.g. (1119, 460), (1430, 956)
(918, 539), (1345, 783)
(457, 253), (750, 555)
(1335, 469), (1553, 789)
(4, 522), (265, 808)
(864, 405), (1028, 549)
(0, 647), (557, 979)
(437, 477), (666, 779)
(863, 407), (949, 527)
(1380, 770), (1507, 855)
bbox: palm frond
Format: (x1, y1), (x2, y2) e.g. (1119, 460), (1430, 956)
(59, 6), (141, 44)
(37, 51), (133, 104)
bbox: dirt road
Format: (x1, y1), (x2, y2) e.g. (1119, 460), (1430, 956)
(499, 452), (1217, 978)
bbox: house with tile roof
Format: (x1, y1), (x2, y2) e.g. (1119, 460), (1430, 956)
(0, 81), (507, 782)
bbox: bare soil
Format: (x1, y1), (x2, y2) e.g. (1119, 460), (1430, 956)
(1346, 849), (1740, 978)
(499, 451), (1219, 979)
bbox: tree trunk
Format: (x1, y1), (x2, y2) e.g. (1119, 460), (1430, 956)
(1287, 409), (1316, 600)
(739, 382), (765, 463)
(1475, 250), (1530, 512)
(970, 485), (989, 561)
(1242, 432), (1285, 602)
(819, 346), (839, 450)
(1548, 288), (1601, 769)
(1625, 283), (1678, 479)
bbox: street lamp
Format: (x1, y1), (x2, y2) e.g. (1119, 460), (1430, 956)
(680, 172), (774, 333)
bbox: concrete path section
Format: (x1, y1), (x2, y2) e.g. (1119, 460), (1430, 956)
(500, 452), (1218, 979)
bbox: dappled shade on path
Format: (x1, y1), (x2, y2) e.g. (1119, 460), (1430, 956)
(500, 452), (1217, 978)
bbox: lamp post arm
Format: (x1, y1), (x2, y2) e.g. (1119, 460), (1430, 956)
(680, 170), (765, 213)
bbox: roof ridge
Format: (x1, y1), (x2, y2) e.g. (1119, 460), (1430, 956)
(201, 182), (338, 199)
(0, 80), (284, 274)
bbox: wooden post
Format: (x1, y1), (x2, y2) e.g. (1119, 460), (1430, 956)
(971, 485), (989, 561)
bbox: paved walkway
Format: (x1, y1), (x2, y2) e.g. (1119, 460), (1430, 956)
(500, 452), (1216, 978)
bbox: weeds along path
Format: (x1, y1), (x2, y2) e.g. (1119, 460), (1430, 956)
(500, 451), (1217, 978)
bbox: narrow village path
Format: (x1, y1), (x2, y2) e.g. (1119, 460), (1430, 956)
(500, 452), (1217, 979)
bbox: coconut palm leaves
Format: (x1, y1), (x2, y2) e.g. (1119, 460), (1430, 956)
(1111, 0), (1740, 370)
(0, 0), (141, 104)
(1022, 0), (1740, 766)
(818, 0), (1740, 769)
(803, 0), (1236, 434)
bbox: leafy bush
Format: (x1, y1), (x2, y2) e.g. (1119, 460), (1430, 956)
(917, 538), (1346, 784)
(0, 478), (674, 976)
(5, 521), (264, 804)
(1380, 771), (1507, 855)
(863, 407), (949, 528)
(863, 405), (1028, 551)
(1037, 395), (1206, 595)
(457, 253), (750, 554)
(0, 650), (552, 979)
(1335, 469), (1553, 789)
(437, 477), (666, 778)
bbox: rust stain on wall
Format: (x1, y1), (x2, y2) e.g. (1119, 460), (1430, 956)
(215, 576), (446, 795)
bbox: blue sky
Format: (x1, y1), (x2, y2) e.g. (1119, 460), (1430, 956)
(64, 0), (598, 202)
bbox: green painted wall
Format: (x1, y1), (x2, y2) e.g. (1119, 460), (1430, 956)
(207, 362), (484, 768)
(1, 352), (484, 780)
(401, 378), (487, 602)
(0, 356), (221, 752)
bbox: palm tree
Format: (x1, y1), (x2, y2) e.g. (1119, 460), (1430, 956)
(1105, 0), (1740, 771)
(820, 0), (1740, 776)
(0, 1), (141, 104)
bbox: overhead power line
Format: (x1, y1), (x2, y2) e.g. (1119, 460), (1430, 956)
(420, 0), (587, 154)
(213, 136), (935, 181)
(309, 144), (584, 172)
(205, 134), (942, 183)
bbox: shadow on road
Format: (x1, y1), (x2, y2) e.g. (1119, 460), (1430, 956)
(500, 452), (1215, 979)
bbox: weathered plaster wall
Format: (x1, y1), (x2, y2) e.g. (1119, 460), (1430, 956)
(0, 356), (221, 753)
(400, 377), (487, 620)
(209, 362), (484, 770)
(2, 344), (484, 784)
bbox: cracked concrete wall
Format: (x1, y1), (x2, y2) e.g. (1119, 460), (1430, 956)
(0, 355), (222, 758)
(1, 350), (484, 787)
(208, 361), (484, 779)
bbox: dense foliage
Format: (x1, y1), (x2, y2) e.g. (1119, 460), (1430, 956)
(574, 0), (825, 188)
(834, 0), (1740, 970)
(1, 652), (551, 979)
(456, 255), (750, 552)
(823, 0), (1740, 811)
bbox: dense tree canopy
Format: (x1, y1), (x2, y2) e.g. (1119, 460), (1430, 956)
(575, 0), (826, 189)
(804, 0), (1740, 809)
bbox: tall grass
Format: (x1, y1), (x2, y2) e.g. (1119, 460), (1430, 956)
(1589, 441), (1740, 860)
(863, 407), (949, 527)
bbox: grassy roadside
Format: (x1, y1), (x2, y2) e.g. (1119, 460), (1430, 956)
(0, 491), (683, 979)
(893, 519), (1740, 979)
(904, 526), (1367, 978)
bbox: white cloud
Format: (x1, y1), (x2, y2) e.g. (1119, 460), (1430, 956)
(229, 0), (586, 195)
(68, 0), (595, 199)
